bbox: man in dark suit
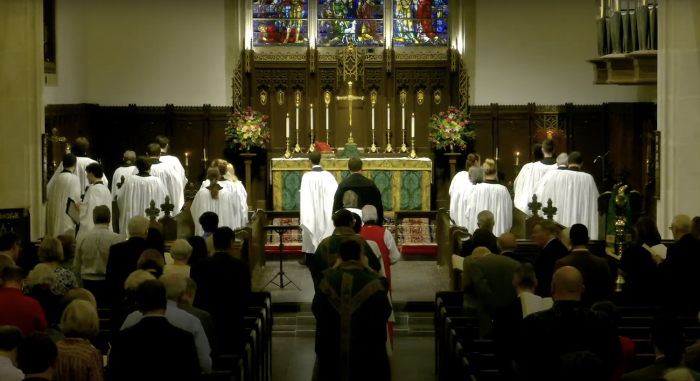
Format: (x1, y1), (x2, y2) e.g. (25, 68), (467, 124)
(498, 232), (535, 264)
(660, 214), (700, 312)
(622, 315), (700, 381)
(332, 157), (384, 226)
(554, 224), (613, 307)
(105, 215), (150, 304)
(179, 277), (218, 359)
(190, 227), (251, 355)
(107, 280), (201, 381)
(460, 211), (498, 257)
(532, 219), (569, 297)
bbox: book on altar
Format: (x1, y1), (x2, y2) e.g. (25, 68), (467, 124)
(520, 293), (553, 318)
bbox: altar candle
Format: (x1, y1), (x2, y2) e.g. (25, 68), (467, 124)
(495, 148), (498, 159)
(516, 152), (519, 166)
(411, 113), (415, 137)
(286, 113), (290, 137)
(296, 107), (299, 131)
(185, 152), (189, 166)
(325, 107), (329, 132)
(372, 107), (375, 130)
(402, 107), (405, 130)
(203, 149), (207, 162)
(387, 104), (390, 130)
(310, 104), (313, 130)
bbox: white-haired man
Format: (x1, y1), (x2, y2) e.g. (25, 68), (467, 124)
(121, 273), (212, 374)
(163, 239), (192, 277)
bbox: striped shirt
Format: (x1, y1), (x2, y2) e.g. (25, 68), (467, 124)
(56, 338), (103, 381)
(75, 225), (124, 281)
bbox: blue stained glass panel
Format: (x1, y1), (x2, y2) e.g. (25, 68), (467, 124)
(317, 0), (385, 47)
(392, 0), (448, 47)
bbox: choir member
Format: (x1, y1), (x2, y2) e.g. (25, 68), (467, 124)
(465, 159), (513, 236)
(48, 137), (108, 195)
(111, 151), (136, 198)
(117, 157), (168, 237)
(155, 136), (187, 185)
(79, 163), (112, 233)
(47, 154), (81, 237)
(300, 152), (338, 264)
(190, 167), (247, 236)
(513, 141), (557, 214)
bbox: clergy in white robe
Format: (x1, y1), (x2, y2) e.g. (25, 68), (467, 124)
(533, 152), (600, 240)
(48, 137), (108, 195)
(300, 153), (339, 255)
(111, 150), (137, 198)
(200, 159), (248, 228)
(513, 141), (558, 214)
(138, 143), (185, 216)
(47, 154), (82, 237)
(156, 135), (188, 185)
(464, 160), (513, 236)
(117, 157), (168, 237)
(190, 168), (246, 236)
(79, 163), (113, 233)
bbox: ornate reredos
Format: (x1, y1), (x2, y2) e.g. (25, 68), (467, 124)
(336, 42), (365, 87)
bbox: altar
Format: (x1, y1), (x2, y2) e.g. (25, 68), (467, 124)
(270, 157), (433, 211)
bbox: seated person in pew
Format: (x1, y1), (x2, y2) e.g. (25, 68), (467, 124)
(591, 301), (636, 381)
(513, 266), (621, 381)
(16, 332), (59, 381)
(459, 210), (498, 257)
(107, 280), (201, 381)
(179, 277), (218, 359)
(312, 240), (392, 381)
(622, 315), (700, 381)
(618, 216), (663, 307)
(659, 214), (700, 314)
(532, 219), (570, 298)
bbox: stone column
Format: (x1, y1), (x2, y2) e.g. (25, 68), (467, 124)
(657, 0), (700, 237)
(0, 0), (45, 240)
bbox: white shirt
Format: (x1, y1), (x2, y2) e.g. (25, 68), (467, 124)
(0, 357), (22, 381)
(75, 225), (124, 280)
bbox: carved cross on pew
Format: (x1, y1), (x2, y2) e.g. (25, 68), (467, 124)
(145, 200), (160, 222)
(160, 196), (174, 218)
(543, 199), (558, 220)
(528, 195), (542, 217)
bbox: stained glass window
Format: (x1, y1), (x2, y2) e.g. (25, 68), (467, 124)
(392, 0), (448, 47)
(253, 0), (309, 46)
(317, 0), (384, 47)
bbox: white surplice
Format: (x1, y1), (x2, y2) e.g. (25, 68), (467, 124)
(199, 179), (249, 228)
(46, 171), (82, 237)
(299, 168), (338, 254)
(190, 187), (246, 236)
(159, 154), (188, 185)
(132, 161), (184, 216)
(464, 182), (513, 236)
(79, 182), (113, 233)
(533, 169), (600, 239)
(449, 171), (474, 228)
(513, 161), (557, 214)
(117, 175), (168, 237)
(50, 157), (108, 195)
(111, 166), (136, 198)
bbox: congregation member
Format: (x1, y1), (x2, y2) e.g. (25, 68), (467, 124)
(462, 243), (520, 338)
(514, 266), (621, 380)
(534, 151), (600, 239)
(660, 214), (700, 313)
(191, 167), (247, 236)
(109, 270), (155, 336)
(310, 209), (381, 289)
(555, 224), (613, 306)
(622, 315), (700, 381)
(618, 216), (663, 306)
(38, 237), (78, 296)
(199, 159), (248, 227)
(63, 288), (98, 308)
(497, 232), (529, 263)
(513, 141), (557, 214)
(0, 326), (23, 381)
(464, 159), (513, 236)
(16, 332), (58, 381)
(449, 153), (480, 228)
(179, 277), (218, 358)
(107, 280), (201, 381)
(300, 152), (338, 266)
(332, 157), (385, 226)
(460, 210), (498, 256)
(163, 239), (192, 277)
(0, 266), (47, 334)
(186, 236), (209, 267)
(26, 264), (62, 329)
(155, 135), (187, 185)
(312, 240), (392, 381)
(198, 211), (218, 255)
(144, 143), (185, 214)
(46, 154), (81, 237)
(74, 206), (123, 305)
(48, 137), (108, 196)
(111, 150), (136, 198)
(137, 249), (165, 278)
(532, 219), (570, 297)
(56, 234), (80, 286)
(0, 232), (21, 276)
(591, 301), (637, 381)
(145, 227), (165, 254)
(105, 216), (150, 304)
(116, 156), (168, 236)
(190, 227), (251, 354)
(55, 300), (103, 381)
(78, 163), (112, 233)
(121, 274), (212, 374)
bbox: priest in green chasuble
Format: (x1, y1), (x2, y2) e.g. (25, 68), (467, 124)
(312, 239), (392, 381)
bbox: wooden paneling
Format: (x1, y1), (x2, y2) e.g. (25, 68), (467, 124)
(497, 116), (530, 184)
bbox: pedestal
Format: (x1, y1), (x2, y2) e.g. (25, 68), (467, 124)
(240, 153), (256, 208)
(445, 153), (461, 179)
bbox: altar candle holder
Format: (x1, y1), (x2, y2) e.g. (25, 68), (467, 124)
(309, 130), (315, 152)
(385, 130), (394, 153)
(293, 128), (303, 153)
(400, 130), (408, 153)
(384, 104), (393, 153)
(283, 137), (292, 159)
(308, 104), (315, 152)
(408, 137), (418, 159)
(369, 130), (378, 153)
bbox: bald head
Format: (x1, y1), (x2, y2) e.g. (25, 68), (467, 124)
(471, 246), (491, 259)
(672, 214), (692, 241)
(551, 266), (584, 301)
(556, 153), (568, 167)
(497, 233), (517, 253)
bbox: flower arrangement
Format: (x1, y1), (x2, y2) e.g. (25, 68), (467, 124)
(225, 107), (270, 151)
(428, 106), (474, 151)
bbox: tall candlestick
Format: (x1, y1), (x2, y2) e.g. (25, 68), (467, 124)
(411, 113), (415, 137)
(516, 152), (519, 166)
(286, 113), (290, 137)
(185, 152), (189, 166)
(310, 104), (313, 130)
(372, 107), (375, 130)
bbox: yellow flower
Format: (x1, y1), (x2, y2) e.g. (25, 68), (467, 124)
(243, 133), (249, 139)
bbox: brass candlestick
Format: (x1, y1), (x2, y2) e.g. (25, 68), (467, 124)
(399, 130), (408, 153)
(309, 129), (315, 152)
(369, 130), (378, 153)
(408, 138), (418, 159)
(293, 128), (302, 153)
(385, 130), (394, 153)
(283, 137), (292, 159)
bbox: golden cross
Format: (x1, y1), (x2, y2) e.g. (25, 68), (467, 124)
(336, 81), (364, 142)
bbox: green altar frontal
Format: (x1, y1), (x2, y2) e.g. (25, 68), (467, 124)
(270, 157), (433, 212)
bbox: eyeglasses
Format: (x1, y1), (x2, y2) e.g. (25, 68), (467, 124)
(669, 226), (674, 231)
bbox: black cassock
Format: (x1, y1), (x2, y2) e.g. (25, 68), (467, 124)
(332, 173), (384, 226)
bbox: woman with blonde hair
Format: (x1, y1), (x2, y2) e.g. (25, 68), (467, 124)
(191, 167), (247, 235)
(26, 263), (63, 328)
(110, 269), (156, 335)
(55, 300), (103, 381)
(463, 158), (513, 236)
(137, 249), (165, 278)
(39, 236), (78, 296)
(163, 239), (192, 277)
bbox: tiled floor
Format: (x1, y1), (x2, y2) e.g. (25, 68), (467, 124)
(253, 258), (450, 303)
(272, 337), (435, 381)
